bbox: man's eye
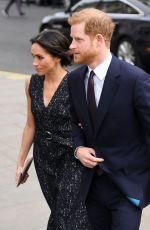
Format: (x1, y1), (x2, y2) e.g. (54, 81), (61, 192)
(75, 38), (82, 42)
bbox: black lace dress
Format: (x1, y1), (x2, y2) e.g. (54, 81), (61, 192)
(29, 74), (91, 230)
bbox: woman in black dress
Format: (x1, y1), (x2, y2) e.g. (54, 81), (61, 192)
(16, 30), (91, 230)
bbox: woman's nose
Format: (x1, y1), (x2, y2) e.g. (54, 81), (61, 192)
(33, 59), (38, 66)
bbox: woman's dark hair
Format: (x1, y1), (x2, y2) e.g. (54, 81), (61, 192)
(30, 29), (71, 66)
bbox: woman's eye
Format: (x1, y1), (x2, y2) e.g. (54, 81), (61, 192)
(38, 55), (43, 60)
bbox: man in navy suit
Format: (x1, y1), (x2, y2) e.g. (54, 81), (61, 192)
(68, 8), (150, 230)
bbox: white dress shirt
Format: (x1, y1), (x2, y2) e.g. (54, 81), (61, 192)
(85, 53), (112, 106)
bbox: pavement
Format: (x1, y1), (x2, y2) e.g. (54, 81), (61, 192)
(0, 71), (150, 230)
(0, 72), (49, 230)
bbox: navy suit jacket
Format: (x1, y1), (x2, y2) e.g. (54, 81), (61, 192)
(68, 55), (150, 209)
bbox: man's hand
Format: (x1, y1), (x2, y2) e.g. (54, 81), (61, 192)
(76, 147), (104, 168)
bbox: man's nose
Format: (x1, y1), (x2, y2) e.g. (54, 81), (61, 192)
(69, 40), (76, 49)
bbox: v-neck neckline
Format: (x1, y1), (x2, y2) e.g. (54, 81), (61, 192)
(41, 74), (68, 109)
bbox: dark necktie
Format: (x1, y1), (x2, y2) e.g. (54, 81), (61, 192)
(87, 70), (97, 129)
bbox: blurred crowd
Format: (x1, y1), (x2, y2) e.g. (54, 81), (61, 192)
(1, 0), (80, 17)
(33, 0), (80, 8)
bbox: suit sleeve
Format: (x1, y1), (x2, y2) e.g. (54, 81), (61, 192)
(134, 72), (150, 139)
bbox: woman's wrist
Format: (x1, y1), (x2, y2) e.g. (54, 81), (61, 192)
(17, 156), (25, 168)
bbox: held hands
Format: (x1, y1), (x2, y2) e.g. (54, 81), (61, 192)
(76, 147), (104, 168)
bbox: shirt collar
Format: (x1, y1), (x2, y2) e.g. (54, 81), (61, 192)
(88, 53), (112, 80)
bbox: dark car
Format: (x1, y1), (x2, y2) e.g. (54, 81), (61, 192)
(39, 0), (150, 72)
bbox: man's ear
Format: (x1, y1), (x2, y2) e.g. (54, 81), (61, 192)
(95, 34), (105, 47)
(96, 33), (104, 45)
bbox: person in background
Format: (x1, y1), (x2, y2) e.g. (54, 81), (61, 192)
(2, 0), (25, 17)
(68, 8), (150, 230)
(15, 29), (91, 229)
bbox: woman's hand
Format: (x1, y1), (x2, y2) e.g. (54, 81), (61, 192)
(16, 166), (29, 186)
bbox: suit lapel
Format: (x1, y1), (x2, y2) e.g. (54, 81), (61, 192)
(76, 66), (94, 134)
(95, 56), (120, 135)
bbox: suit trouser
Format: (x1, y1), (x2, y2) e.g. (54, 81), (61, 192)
(86, 173), (142, 230)
(5, 0), (22, 14)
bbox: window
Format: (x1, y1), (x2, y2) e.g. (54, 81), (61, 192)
(140, 0), (150, 7)
(72, 1), (100, 12)
(97, 0), (139, 14)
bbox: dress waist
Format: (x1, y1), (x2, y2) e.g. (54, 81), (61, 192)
(35, 129), (72, 148)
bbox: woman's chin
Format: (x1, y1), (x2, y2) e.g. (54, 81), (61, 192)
(36, 71), (44, 76)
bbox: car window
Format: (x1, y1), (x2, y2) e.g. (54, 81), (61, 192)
(72, 1), (99, 12)
(140, 0), (150, 7)
(97, 1), (138, 14)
